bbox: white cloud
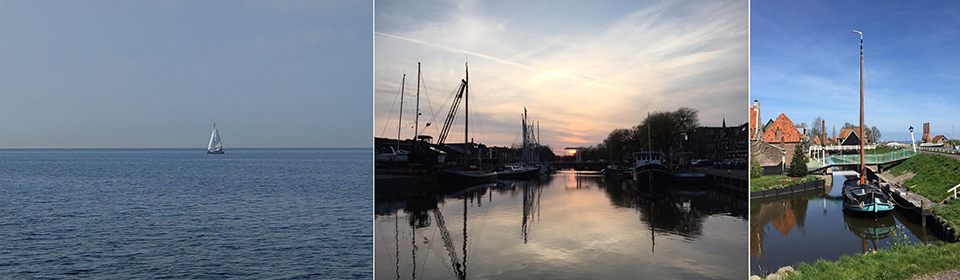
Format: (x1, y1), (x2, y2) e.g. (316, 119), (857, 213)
(376, 0), (747, 151)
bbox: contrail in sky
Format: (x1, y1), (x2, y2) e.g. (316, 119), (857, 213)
(376, 32), (610, 87)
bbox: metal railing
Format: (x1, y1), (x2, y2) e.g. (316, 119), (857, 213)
(807, 149), (918, 171)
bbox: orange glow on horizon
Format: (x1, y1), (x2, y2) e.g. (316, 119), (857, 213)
(567, 150), (577, 154)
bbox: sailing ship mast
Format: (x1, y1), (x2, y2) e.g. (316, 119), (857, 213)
(522, 108), (529, 164)
(415, 62), (421, 140)
(464, 62), (470, 171)
(398, 73), (406, 150)
(854, 30), (865, 185)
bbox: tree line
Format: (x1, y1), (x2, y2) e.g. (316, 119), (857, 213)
(587, 107), (699, 164)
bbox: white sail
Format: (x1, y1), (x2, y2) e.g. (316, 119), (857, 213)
(208, 125), (222, 152)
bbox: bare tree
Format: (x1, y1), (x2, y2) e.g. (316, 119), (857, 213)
(811, 117), (824, 140)
(871, 126), (882, 143)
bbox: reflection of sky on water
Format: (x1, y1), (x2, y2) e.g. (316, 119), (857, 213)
(376, 172), (746, 280)
(750, 173), (939, 274)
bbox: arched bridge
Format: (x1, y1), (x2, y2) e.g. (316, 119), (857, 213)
(807, 149), (917, 172)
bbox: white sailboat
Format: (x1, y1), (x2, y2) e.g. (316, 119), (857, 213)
(207, 124), (224, 154)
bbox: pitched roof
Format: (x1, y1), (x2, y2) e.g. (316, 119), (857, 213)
(762, 113), (803, 143)
(838, 127), (862, 140)
(838, 127), (863, 145)
(933, 135), (948, 142)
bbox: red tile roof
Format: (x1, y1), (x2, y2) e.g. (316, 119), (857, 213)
(762, 113), (802, 143)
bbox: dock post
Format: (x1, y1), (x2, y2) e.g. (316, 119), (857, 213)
(921, 200), (926, 227)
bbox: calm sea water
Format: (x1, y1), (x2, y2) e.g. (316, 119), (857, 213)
(0, 148), (371, 279)
(750, 172), (940, 275)
(375, 171), (748, 280)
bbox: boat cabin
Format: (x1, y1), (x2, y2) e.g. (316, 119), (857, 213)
(632, 151), (664, 168)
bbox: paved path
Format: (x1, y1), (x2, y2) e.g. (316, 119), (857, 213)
(920, 150), (960, 160)
(909, 270), (960, 280)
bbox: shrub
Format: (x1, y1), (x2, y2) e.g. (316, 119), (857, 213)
(750, 156), (763, 178)
(788, 143), (808, 177)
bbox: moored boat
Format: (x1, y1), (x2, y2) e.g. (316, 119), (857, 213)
(497, 164), (539, 178)
(841, 30), (893, 215)
(842, 178), (894, 214)
(437, 62), (497, 184)
(632, 151), (672, 184)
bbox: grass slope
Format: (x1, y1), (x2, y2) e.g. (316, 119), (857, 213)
(750, 175), (818, 192)
(865, 146), (899, 155)
(784, 242), (960, 280)
(885, 154), (960, 202)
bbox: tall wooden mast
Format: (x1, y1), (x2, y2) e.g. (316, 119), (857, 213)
(464, 62), (469, 171)
(855, 30), (865, 185)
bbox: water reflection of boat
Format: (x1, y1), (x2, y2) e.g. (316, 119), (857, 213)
(842, 212), (896, 253)
(632, 179), (670, 203)
(671, 176), (709, 196)
(673, 169), (707, 184)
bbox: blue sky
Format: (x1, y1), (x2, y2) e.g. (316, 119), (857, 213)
(0, 1), (371, 148)
(751, 1), (960, 142)
(375, 0), (747, 152)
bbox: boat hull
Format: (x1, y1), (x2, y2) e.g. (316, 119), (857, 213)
(632, 163), (673, 183)
(207, 150), (224, 154)
(497, 168), (539, 179)
(439, 169), (497, 184)
(841, 178), (894, 214)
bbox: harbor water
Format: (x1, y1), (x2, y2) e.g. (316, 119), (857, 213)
(0, 148), (372, 279)
(750, 172), (942, 275)
(375, 170), (747, 280)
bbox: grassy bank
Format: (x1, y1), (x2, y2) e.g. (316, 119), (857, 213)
(931, 202), (960, 239)
(865, 146), (900, 155)
(783, 241), (960, 280)
(882, 152), (960, 239)
(750, 175), (818, 192)
(884, 153), (960, 202)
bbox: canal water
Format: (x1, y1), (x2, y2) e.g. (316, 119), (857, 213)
(750, 171), (941, 275)
(375, 171), (747, 280)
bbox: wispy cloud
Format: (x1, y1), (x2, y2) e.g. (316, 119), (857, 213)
(375, 0), (747, 151)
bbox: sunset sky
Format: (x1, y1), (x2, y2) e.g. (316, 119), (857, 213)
(375, 0), (747, 153)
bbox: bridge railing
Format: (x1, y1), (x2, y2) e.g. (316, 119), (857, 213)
(807, 149), (917, 171)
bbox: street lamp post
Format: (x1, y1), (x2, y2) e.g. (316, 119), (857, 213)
(910, 126), (917, 153)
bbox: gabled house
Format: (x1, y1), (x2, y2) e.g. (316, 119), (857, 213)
(762, 113), (803, 143)
(932, 135), (948, 145)
(752, 113), (805, 173)
(837, 127), (863, 146)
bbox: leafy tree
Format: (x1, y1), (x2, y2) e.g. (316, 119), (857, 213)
(602, 128), (636, 162)
(634, 107), (699, 164)
(788, 143), (808, 177)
